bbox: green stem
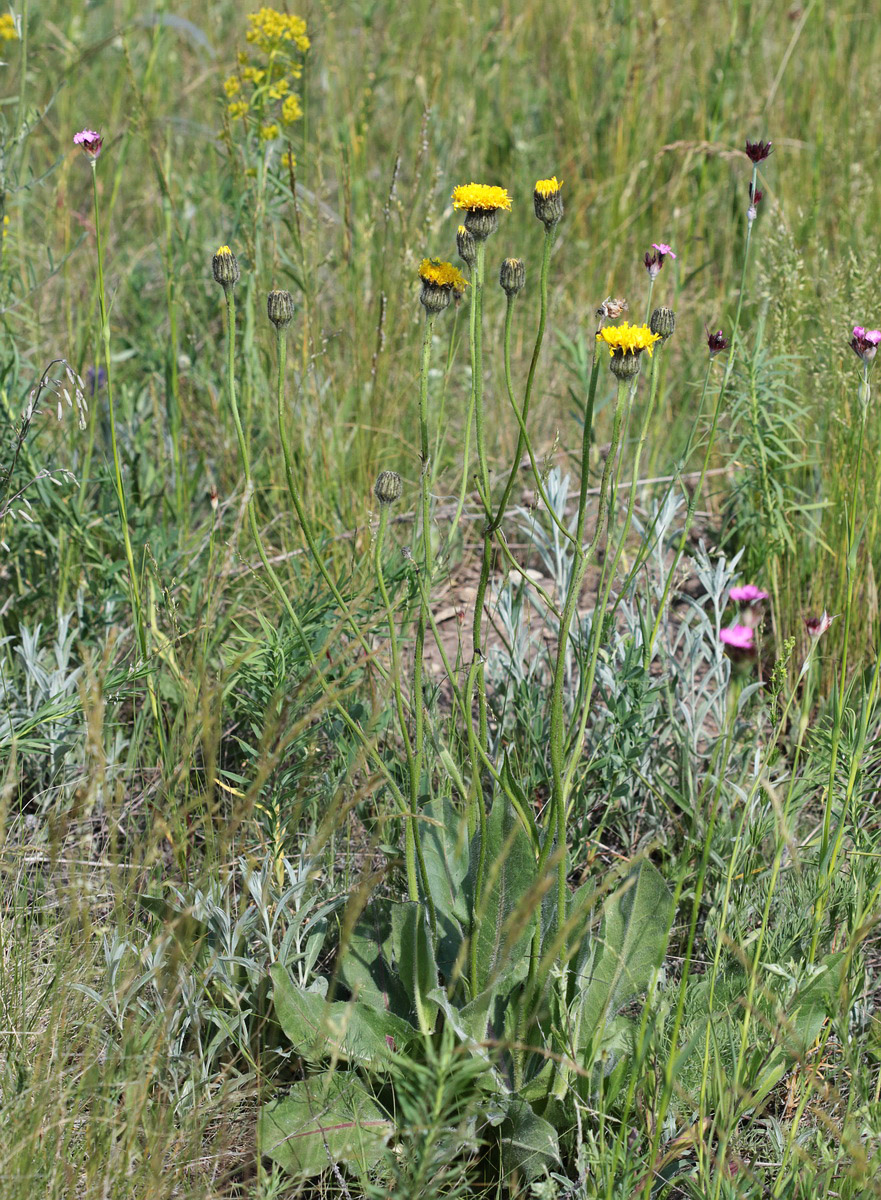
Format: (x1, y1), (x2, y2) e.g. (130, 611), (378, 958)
(374, 503), (420, 905)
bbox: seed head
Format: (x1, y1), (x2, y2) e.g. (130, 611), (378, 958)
(456, 225), (477, 270)
(744, 139), (773, 164)
(499, 257), (526, 298)
(533, 176), (564, 228)
(650, 306), (676, 341)
(374, 470), (403, 506)
(212, 245), (240, 290)
(267, 289), (296, 328)
(596, 297), (628, 325)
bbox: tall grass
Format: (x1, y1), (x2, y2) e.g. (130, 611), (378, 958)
(1, 2), (881, 1198)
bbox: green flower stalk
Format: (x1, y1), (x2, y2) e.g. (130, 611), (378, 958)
(75, 129), (165, 751)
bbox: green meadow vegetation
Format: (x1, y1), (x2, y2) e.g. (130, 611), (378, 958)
(2, 0), (881, 1196)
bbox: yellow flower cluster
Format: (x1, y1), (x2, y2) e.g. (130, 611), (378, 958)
(451, 183), (512, 212)
(419, 258), (468, 293)
(225, 8), (308, 132)
(246, 7), (310, 55)
(596, 322), (661, 357)
(0, 13), (16, 40)
(535, 176), (562, 198)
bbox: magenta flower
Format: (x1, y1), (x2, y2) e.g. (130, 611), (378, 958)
(720, 625), (755, 651)
(73, 129), (103, 158)
(730, 584), (769, 603)
(644, 243), (675, 279)
(652, 243), (676, 260)
(850, 326), (881, 364)
(805, 611), (836, 638)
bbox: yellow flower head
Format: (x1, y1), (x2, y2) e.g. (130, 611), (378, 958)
(246, 7), (310, 54)
(268, 78), (290, 99)
(281, 150), (297, 172)
(281, 94), (303, 124)
(596, 322), (661, 357)
(451, 183), (512, 212)
(418, 258), (468, 294)
(228, 99), (250, 120)
(0, 13), (17, 40)
(259, 123), (280, 140)
(534, 176), (562, 198)
(223, 75), (241, 97)
(216, 244), (233, 257)
(242, 65), (265, 84)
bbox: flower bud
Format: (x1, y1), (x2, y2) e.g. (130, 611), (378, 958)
(463, 207), (499, 241)
(212, 245), (240, 290)
(609, 351), (641, 381)
(456, 225), (477, 270)
(650, 306), (675, 341)
(533, 177), (564, 228)
(374, 470), (403, 506)
(499, 257), (525, 298)
(267, 289), (296, 328)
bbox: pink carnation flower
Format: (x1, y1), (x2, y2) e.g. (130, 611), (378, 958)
(651, 242), (676, 260)
(73, 129), (103, 158)
(805, 611), (836, 638)
(720, 625), (755, 651)
(729, 584), (769, 603)
(851, 325), (881, 363)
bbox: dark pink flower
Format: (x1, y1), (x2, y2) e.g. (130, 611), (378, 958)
(730, 584), (769, 603)
(745, 139), (773, 164)
(805, 611), (836, 638)
(73, 129), (102, 158)
(720, 624), (755, 651)
(706, 327), (729, 357)
(851, 325), (881, 363)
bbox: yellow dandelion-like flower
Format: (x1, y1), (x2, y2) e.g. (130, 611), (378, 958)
(596, 322), (661, 357)
(228, 99), (250, 120)
(223, 75), (241, 97)
(451, 183), (512, 212)
(534, 176), (562, 198)
(281, 94), (303, 124)
(0, 13), (17, 40)
(259, 123), (280, 140)
(242, 65), (265, 85)
(418, 258), (468, 293)
(268, 78), (290, 99)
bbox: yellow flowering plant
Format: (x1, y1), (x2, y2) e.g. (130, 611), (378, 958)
(222, 6), (308, 160)
(596, 321), (662, 357)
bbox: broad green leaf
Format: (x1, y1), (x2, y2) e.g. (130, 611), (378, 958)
(466, 795), (538, 995)
(419, 798), (469, 981)
(398, 902), (439, 1031)
(271, 964), (413, 1064)
(259, 1073), (390, 1178)
(499, 1098), (561, 1181)
(335, 898), (411, 1018)
(576, 861), (672, 1056)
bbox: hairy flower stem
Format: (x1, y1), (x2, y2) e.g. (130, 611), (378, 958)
(374, 504), (422, 908)
(812, 364), (870, 957)
(541, 375), (628, 954)
(411, 313), (437, 836)
(563, 352), (663, 794)
(494, 223), (556, 528)
(91, 162), (165, 753)
(448, 253), (482, 548)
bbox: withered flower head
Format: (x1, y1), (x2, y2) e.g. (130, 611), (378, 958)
(745, 139), (773, 164)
